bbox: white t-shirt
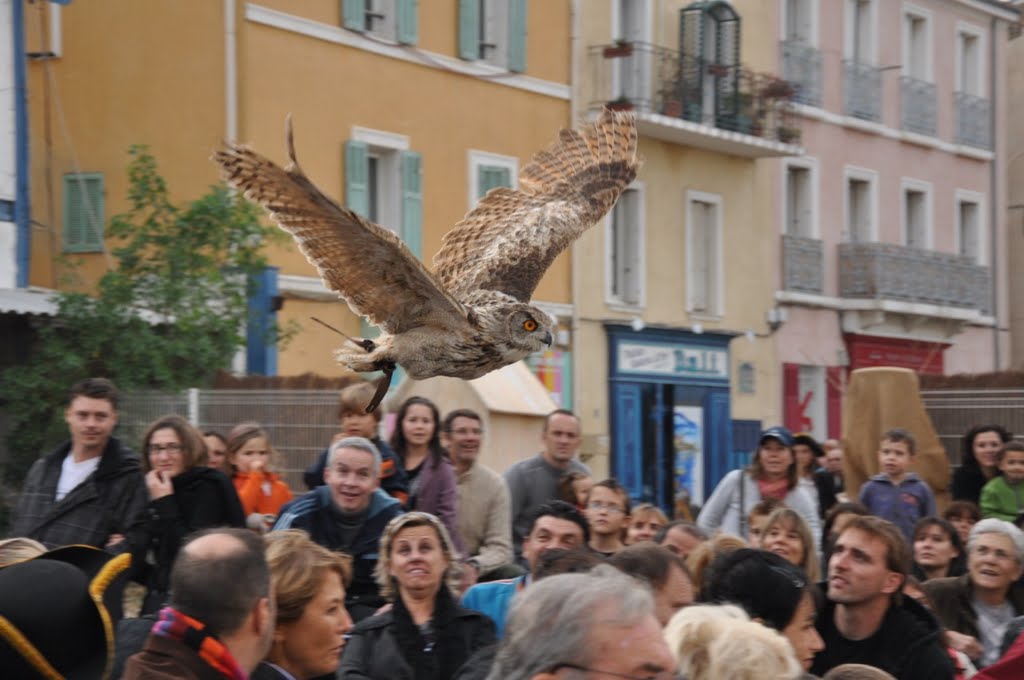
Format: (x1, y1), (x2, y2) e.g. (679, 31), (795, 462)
(55, 453), (101, 501)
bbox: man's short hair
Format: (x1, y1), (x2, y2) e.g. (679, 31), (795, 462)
(528, 500), (590, 545)
(968, 518), (1024, 564)
(67, 377), (119, 410)
(169, 529), (270, 638)
(533, 548), (605, 580)
(486, 566), (654, 680)
(842, 516), (911, 577)
(337, 382), (383, 423)
(880, 428), (917, 456)
(441, 408), (482, 434)
(654, 520), (708, 545)
(608, 543), (691, 591)
(591, 478), (632, 516)
(542, 409), (579, 433)
(328, 436), (383, 478)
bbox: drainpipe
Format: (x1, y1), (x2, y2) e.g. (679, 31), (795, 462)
(13, 0), (30, 287)
(570, 0), (581, 410)
(990, 15), (999, 369)
(224, 0), (238, 140)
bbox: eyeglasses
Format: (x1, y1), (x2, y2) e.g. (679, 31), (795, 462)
(147, 443), (183, 454)
(548, 663), (683, 680)
(587, 501), (625, 514)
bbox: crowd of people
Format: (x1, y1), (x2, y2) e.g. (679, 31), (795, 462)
(5, 377), (1024, 679)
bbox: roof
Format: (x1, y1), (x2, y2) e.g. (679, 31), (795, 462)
(0, 287), (58, 316)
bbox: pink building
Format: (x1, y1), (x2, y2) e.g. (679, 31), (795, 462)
(763, 0), (1017, 439)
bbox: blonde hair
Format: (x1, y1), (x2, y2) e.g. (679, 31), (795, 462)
(762, 507), (821, 582)
(374, 512), (460, 599)
(686, 533), (747, 595)
(0, 537), (46, 567)
(338, 382), (383, 423)
(664, 604), (802, 680)
(264, 530), (353, 625)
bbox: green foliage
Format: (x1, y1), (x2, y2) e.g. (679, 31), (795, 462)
(1, 145), (286, 485)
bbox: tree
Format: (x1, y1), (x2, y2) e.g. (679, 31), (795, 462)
(0, 145), (288, 486)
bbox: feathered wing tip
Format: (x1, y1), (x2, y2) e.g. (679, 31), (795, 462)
(284, 113), (303, 174)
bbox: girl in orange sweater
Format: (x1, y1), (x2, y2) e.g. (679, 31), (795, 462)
(226, 422), (293, 532)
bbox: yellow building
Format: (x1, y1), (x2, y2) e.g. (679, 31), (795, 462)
(23, 0), (572, 381)
(572, 0), (801, 506)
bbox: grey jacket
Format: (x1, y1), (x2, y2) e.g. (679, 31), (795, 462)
(11, 436), (146, 550)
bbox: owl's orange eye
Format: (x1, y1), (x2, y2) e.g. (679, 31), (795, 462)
(523, 319), (538, 332)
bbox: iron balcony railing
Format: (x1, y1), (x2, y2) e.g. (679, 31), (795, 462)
(780, 40), (822, 107)
(782, 234), (824, 294)
(843, 60), (882, 122)
(901, 76), (937, 136)
(954, 92), (992, 149)
(588, 42), (802, 144)
(838, 242), (990, 313)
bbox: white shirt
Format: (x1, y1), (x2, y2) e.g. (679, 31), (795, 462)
(55, 453), (101, 501)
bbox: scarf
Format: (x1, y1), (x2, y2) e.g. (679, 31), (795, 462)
(757, 476), (789, 501)
(151, 607), (248, 680)
(392, 583), (466, 680)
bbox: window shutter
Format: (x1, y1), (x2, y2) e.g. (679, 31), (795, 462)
(341, 0), (365, 31)
(783, 363), (802, 432)
(397, 0), (418, 45)
(401, 150), (422, 259)
(477, 165), (511, 199)
(345, 140), (369, 217)
(688, 202), (710, 312)
(507, 0), (527, 72)
(63, 173), (104, 253)
(458, 0), (480, 60)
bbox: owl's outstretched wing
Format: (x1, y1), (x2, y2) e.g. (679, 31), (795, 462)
(432, 109), (640, 302)
(213, 119), (467, 335)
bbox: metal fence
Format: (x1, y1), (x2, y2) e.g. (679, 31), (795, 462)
(921, 389), (1024, 464)
(116, 389), (342, 492)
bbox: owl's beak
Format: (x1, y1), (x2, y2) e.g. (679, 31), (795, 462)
(542, 331), (553, 347)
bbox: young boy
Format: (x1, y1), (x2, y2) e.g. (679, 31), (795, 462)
(980, 441), (1024, 521)
(858, 428), (936, 541)
(746, 498), (785, 547)
(302, 381), (409, 503)
(585, 479), (631, 556)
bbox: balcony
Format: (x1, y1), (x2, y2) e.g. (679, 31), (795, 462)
(587, 42), (802, 158)
(901, 76), (937, 136)
(955, 92), (992, 149)
(843, 60), (882, 122)
(838, 242), (990, 313)
(782, 235), (824, 294)
(780, 40), (822, 107)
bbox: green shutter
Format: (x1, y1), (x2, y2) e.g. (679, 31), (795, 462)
(359, 316), (381, 341)
(397, 0), (418, 45)
(507, 0), (526, 72)
(344, 140), (369, 217)
(401, 150), (422, 259)
(341, 0), (365, 31)
(458, 0), (480, 60)
(63, 173), (104, 253)
(478, 165), (511, 199)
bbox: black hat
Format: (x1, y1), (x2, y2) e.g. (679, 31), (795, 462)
(0, 546), (131, 679)
(792, 433), (825, 459)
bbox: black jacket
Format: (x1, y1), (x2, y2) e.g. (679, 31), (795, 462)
(952, 464), (993, 505)
(11, 437), (145, 550)
(127, 466), (246, 614)
(811, 470), (840, 518)
(811, 589), (955, 679)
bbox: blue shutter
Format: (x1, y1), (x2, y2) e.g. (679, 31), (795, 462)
(401, 150), (422, 259)
(507, 0), (526, 72)
(397, 0), (418, 44)
(246, 266), (279, 376)
(344, 140), (369, 217)
(63, 173), (104, 253)
(341, 0), (365, 31)
(704, 389), (733, 500)
(458, 0), (480, 60)
(612, 383), (644, 499)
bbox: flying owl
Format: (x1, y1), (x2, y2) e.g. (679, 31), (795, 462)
(213, 109), (639, 411)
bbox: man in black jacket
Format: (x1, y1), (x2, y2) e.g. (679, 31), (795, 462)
(11, 378), (145, 551)
(811, 515), (955, 679)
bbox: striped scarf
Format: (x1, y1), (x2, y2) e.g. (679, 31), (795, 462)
(151, 607), (247, 680)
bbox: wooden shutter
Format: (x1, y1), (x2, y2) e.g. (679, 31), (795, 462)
(63, 173), (104, 253)
(401, 151), (422, 259)
(458, 0), (480, 60)
(341, 0), (365, 31)
(688, 200), (710, 312)
(397, 0), (418, 45)
(477, 164), (511, 199)
(344, 140), (369, 217)
(507, 0), (527, 72)
(783, 363), (801, 432)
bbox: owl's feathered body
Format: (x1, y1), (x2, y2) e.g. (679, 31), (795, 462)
(213, 109), (639, 408)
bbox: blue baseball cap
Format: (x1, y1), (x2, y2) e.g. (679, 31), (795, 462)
(759, 426), (794, 448)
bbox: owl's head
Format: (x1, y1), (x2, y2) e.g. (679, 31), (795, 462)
(505, 304), (555, 352)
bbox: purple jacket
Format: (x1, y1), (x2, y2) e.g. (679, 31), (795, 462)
(412, 455), (466, 556)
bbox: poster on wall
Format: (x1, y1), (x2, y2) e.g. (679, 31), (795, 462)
(673, 406), (704, 507)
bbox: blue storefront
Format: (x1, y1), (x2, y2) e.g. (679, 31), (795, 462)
(606, 324), (737, 514)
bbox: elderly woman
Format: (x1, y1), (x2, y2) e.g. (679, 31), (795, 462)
(253, 530), (354, 680)
(339, 512), (495, 679)
(127, 414), (245, 613)
(923, 518), (1024, 667)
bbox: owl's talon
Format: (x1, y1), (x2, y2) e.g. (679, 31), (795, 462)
(364, 363), (395, 413)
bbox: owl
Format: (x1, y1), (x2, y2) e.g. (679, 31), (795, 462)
(214, 109), (639, 410)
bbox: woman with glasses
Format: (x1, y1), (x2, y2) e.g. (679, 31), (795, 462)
(127, 414), (245, 614)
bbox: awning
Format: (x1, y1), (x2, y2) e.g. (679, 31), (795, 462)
(0, 287), (58, 316)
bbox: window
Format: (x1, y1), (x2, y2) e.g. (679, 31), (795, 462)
(901, 180), (931, 249)
(956, 25), (984, 96)
(956, 191), (984, 264)
(468, 150), (517, 208)
(63, 173), (104, 253)
(784, 0), (815, 44)
(686, 191), (723, 316)
(607, 185), (643, 307)
(843, 167), (877, 243)
(784, 161), (816, 238)
(342, 0), (418, 44)
(846, 0), (874, 64)
(903, 6), (931, 82)
(612, 0), (651, 108)
(458, 0), (527, 72)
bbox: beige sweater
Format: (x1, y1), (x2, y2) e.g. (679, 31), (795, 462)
(456, 462), (513, 574)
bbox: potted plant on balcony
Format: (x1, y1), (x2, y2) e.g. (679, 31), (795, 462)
(760, 78), (796, 100)
(707, 62), (730, 77)
(777, 126), (801, 143)
(603, 40), (634, 58)
(606, 96), (635, 112)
